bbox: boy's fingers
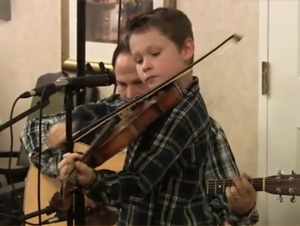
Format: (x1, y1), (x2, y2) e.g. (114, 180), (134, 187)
(63, 152), (83, 159)
(75, 161), (89, 173)
(75, 162), (94, 185)
(59, 165), (70, 180)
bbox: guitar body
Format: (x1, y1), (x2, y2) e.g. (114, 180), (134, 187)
(23, 142), (300, 225)
(23, 142), (126, 226)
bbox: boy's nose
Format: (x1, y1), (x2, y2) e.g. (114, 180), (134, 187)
(142, 59), (153, 72)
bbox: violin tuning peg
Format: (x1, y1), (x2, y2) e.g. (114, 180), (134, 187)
(292, 170), (296, 175)
(277, 195), (283, 203)
(290, 196), (296, 203)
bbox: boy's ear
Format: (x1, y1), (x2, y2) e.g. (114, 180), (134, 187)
(181, 37), (195, 61)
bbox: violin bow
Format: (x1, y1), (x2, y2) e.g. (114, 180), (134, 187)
(73, 34), (242, 141)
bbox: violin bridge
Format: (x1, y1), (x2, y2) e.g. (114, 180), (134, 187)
(118, 107), (133, 120)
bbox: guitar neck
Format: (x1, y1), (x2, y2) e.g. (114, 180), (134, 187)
(206, 178), (264, 195)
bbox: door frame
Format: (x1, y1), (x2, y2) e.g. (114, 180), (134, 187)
(258, 0), (269, 224)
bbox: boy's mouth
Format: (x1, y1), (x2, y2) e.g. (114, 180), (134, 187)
(146, 76), (158, 86)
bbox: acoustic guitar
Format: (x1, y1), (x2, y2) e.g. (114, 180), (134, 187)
(23, 143), (300, 225)
(23, 142), (126, 226)
(205, 170), (300, 201)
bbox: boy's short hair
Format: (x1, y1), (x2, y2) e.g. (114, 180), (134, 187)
(111, 41), (130, 68)
(124, 7), (194, 51)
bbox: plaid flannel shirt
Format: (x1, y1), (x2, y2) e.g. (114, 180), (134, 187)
(20, 95), (126, 177)
(20, 78), (258, 225)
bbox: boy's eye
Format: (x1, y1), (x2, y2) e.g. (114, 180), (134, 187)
(151, 51), (160, 56)
(133, 54), (143, 64)
(135, 58), (143, 64)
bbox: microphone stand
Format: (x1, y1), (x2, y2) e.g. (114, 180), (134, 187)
(64, 86), (86, 226)
(64, 86), (76, 226)
(65, 0), (87, 225)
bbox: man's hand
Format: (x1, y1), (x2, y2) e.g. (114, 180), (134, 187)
(58, 152), (95, 186)
(226, 173), (257, 215)
(47, 122), (67, 149)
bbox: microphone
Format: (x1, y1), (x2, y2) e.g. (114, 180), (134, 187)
(19, 72), (115, 99)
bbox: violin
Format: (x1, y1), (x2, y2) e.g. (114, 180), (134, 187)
(50, 70), (187, 212)
(50, 34), (242, 217)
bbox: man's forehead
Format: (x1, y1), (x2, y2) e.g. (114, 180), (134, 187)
(116, 52), (134, 63)
(115, 52), (137, 72)
(117, 77), (142, 84)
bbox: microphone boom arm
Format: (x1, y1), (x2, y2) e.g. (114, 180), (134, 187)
(0, 99), (50, 132)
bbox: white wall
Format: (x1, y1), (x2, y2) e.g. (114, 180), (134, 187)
(0, 0), (61, 151)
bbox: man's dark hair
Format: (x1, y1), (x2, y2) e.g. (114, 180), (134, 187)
(111, 42), (130, 68)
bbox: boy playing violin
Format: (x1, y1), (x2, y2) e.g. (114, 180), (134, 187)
(58, 7), (258, 225)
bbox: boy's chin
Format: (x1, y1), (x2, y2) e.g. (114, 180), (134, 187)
(148, 82), (161, 90)
(147, 78), (168, 90)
